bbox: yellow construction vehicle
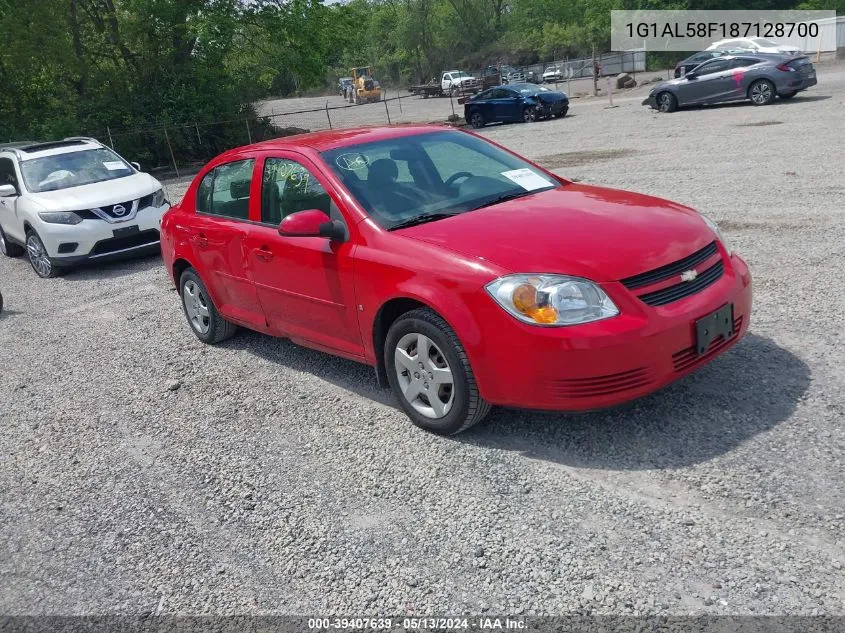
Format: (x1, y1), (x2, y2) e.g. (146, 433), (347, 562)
(347, 66), (383, 104)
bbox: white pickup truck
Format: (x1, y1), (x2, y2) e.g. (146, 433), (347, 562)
(441, 71), (482, 96)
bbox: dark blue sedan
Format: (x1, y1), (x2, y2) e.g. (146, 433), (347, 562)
(461, 83), (569, 128)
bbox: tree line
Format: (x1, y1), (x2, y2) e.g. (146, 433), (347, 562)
(0, 0), (839, 146)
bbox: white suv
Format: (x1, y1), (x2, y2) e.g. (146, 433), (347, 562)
(0, 137), (169, 278)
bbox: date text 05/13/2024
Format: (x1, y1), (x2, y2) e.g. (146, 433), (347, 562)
(307, 617), (527, 630)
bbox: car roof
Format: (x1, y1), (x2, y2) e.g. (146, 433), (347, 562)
(231, 124), (459, 156)
(0, 138), (103, 160)
(507, 83), (540, 90)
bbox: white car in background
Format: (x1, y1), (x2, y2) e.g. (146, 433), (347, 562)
(0, 137), (169, 278)
(707, 37), (803, 56)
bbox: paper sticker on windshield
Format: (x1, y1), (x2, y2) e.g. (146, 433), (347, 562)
(501, 168), (553, 191)
(103, 161), (127, 171)
(335, 153), (369, 171)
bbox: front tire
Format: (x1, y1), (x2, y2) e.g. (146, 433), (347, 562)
(657, 91), (678, 113)
(0, 225), (24, 257)
(749, 79), (775, 106)
(522, 106), (537, 122)
(179, 268), (237, 344)
(385, 308), (491, 435)
(469, 111), (485, 128)
(25, 230), (60, 278)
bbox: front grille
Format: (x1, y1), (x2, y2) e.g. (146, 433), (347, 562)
(76, 199), (138, 221)
(97, 200), (135, 220)
(621, 242), (718, 290)
(672, 316), (743, 373)
(90, 229), (159, 256)
(637, 260), (724, 307)
(548, 367), (653, 399)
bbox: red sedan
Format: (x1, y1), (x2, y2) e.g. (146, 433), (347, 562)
(160, 125), (751, 434)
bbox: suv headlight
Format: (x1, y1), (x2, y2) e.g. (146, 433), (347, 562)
(38, 211), (83, 225)
(700, 214), (732, 255)
(151, 188), (169, 207)
(486, 274), (619, 326)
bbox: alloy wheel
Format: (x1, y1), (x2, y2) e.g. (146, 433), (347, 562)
(183, 279), (211, 335)
(658, 94), (673, 112)
(26, 233), (52, 277)
(470, 112), (484, 128)
(394, 332), (455, 419)
(0, 229), (6, 255)
(750, 82), (772, 104)
(523, 107), (537, 122)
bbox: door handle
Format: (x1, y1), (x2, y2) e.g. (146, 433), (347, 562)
(255, 246), (274, 262)
(192, 233), (208, 247)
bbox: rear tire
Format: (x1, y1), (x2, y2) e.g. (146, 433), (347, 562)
(657, 91), (677, 113)
(749, 79), (775, 106)
(779, 91), (797, 99)
(0, 225), (24, 257)
(385, 308), (491, 435)
(179, 268), (238, 344)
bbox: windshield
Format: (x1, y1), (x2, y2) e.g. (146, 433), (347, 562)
(451, 72), (472, 78)
(21, 148), (133, 193)
(320, 130), (559, 230)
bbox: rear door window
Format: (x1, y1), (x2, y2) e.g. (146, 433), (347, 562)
(197, 159), (255, 220)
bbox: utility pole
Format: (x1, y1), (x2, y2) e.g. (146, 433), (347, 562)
(592, 45), (598, 96)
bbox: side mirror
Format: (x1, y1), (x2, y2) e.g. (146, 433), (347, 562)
(130, 161), (141, 171)
(279, 209), (347, 241)
(0, 184), (17, 197)
(686, 72), (698, 80)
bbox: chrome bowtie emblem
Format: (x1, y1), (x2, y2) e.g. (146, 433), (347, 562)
(680, 269), (698, 282)
(112, 204), (127, 217)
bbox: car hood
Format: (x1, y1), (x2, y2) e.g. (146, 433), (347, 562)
(29, 172), (162, 211)
(396, 184), (715, 282)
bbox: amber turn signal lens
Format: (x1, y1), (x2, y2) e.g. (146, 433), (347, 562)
(511, 283), (558, 324)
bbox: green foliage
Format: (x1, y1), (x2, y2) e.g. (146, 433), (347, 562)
(0, 0), (839, 157)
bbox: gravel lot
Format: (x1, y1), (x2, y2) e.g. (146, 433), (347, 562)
(2, 62), (844, 618)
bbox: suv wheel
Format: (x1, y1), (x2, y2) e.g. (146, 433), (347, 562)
(179, 268), (237, 344)
(0, 225), (24, 257)
(26, 230), (60, 278)
(385, 308), (491, 435)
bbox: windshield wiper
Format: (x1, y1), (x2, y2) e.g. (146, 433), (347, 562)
(471, 189), (545, 211)
(388, 212), (460, 231)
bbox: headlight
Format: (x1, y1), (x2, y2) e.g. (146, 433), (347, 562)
(38, 211), (83, 225)
(486, 274), (619, 326)
(151, 188), (169, 207)
(700, 214), (732, 255)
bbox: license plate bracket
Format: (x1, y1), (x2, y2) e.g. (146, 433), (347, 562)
(695, 303), (734, 355)
(113, 225), (139, 238)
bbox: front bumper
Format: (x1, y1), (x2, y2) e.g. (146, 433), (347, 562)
(470, 253), (752, 411)
(643, 94), (657, 108)
(39, 204), (168, 263)
(538, 100), (569, 117)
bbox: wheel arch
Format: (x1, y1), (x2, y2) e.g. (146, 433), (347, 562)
(371, 292), (482, 389)
(172, 257), (193, 286)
